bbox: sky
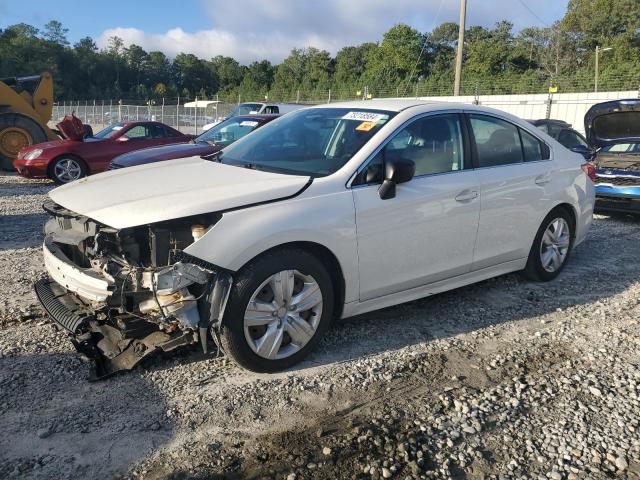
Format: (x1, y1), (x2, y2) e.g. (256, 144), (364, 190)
(0, 0), (569, 64)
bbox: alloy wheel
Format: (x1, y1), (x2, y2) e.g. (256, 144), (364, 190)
(539, 217), (570, 273)
(53, 158), (83, 183)
(243, 269), (323, 360)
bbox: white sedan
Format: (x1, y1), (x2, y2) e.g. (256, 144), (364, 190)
(37, 99), (594, 377)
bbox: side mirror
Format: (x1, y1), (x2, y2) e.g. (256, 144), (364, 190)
(116, 136), (130, 142)
(378, 158), (415, 200)
(570, 144), (594, 159)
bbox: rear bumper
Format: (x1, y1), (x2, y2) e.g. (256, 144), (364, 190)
(595, 184), (640, 213)
(595, 194), (640, 214)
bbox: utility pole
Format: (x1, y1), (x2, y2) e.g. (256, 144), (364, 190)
(595, 45), (599, 93)
(594, 46), (612, 93)
(453, 0), (467, 96)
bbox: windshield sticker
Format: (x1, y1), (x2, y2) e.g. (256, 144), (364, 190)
(240, 121), (259, 127)
(112, 126), (123, 131)
(342, 111), (389, 123)
(355, 121), (377, 132)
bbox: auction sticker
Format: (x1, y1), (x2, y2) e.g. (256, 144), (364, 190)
(240, 121), (259, 127)
(356, 121), (377, 131)
(342, 111), (389, 123)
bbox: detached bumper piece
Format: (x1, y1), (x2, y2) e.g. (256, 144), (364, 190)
(34, 278), (198, 380)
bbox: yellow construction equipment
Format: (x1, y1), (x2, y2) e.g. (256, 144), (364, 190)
(0, 72), (59, 170)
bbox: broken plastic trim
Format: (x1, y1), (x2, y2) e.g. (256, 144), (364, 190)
(36, 266), (234, 380)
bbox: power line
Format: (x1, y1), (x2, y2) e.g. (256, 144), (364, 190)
(400, 0), (446, 96)
(515, 0), (551, 27)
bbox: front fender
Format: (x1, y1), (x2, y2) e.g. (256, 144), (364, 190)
(184, 190), (360, 303)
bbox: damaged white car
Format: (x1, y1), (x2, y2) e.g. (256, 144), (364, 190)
(35, 100), (594, 378)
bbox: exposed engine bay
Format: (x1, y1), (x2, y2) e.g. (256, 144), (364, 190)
(35, 200), (232, 379)
(595, 154), (640, 172)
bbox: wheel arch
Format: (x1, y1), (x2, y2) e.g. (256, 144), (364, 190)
(550, 202), (577, 236)
(236, 241), (346, 320)
(47, 153), (89, 178)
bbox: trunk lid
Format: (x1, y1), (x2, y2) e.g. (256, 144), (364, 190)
(585, 99), (640, 148)
(56, 114), (86, 141)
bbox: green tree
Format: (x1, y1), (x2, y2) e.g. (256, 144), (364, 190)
(42, 20), (69, 46)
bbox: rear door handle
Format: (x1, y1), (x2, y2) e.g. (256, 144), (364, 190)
(455, 190), (479, 202)
(535, 173), (552, 185)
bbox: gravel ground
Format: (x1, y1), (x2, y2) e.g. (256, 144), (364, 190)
(0, 172), (639, 480)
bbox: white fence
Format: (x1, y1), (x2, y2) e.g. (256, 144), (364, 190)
(415, 90), (640, 134)
(55, 89), (640, 135)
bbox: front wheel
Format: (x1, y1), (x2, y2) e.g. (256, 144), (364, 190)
(219, 248), (334, 372)
(50, 156), (87, 184)
(524, 208), (574, 282)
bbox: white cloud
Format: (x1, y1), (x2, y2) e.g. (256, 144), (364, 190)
(96, 0), (566, 64)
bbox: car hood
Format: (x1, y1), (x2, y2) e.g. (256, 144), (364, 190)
(23, 139), (68, 152)
(112, 142), (218, 167)
(49, 157), (310, 229)
(585, 99), (640, 147)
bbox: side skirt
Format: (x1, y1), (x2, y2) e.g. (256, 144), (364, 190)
(341, 258), (527, 319)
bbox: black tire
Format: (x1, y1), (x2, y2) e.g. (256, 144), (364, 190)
(0, 112), (48, 171)
(49, 155), (88, 185)
(524, 207), (574, 282)
(219, 247), (335, 372)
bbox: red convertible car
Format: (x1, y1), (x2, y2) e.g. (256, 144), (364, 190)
(14, 116), (194, 184)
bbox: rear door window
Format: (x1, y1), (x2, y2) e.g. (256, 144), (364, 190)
(469, 115), (523, 167)
(149, 124), (166, 138)
(519, 128), (547, 161)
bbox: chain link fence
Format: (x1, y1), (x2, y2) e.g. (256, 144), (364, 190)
(52, 101), (239, 134)
(54, 71), (640, 133)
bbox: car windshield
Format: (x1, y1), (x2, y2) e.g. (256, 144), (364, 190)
(196, 117), (262, 147)
(217, 107), (396, 176)
(93, 123), (124, 138)
(229, 103), (263, 116)
(601, 143), (640, 153)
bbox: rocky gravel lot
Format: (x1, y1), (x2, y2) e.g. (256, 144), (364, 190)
(0, 172), (639, 480)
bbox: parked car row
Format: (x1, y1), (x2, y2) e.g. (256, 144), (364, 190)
(14, 115), (194, 184)
(33, 99), (599, 378)
(109, 114), (277, 170)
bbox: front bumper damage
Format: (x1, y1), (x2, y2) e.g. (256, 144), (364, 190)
(35, 200), (232, 379)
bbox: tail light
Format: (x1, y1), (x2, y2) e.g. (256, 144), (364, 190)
(581, 162), (597, 182)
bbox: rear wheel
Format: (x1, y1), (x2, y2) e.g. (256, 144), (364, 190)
(0, 113), (48, 170)
(50, 156), (87, 184)
(219, 248), (334, 372)
(524, 208), (574, 282)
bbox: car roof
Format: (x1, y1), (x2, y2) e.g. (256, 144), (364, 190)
(527, 119), (572, 127)
(231, 114), (279, 121)
(312, 98), (467, 113)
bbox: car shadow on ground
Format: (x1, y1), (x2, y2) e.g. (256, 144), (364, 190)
(0, 350), (174, 479)
(0, 213), (47, 250)
(297, 214), (640, 370)
(138, 215), (640, 380)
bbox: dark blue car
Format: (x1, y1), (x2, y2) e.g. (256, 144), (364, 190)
(585, 99), (640, 214)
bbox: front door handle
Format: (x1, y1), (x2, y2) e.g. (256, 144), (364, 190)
(535, 173), (552, 185)
(455, 190), (479, 202)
